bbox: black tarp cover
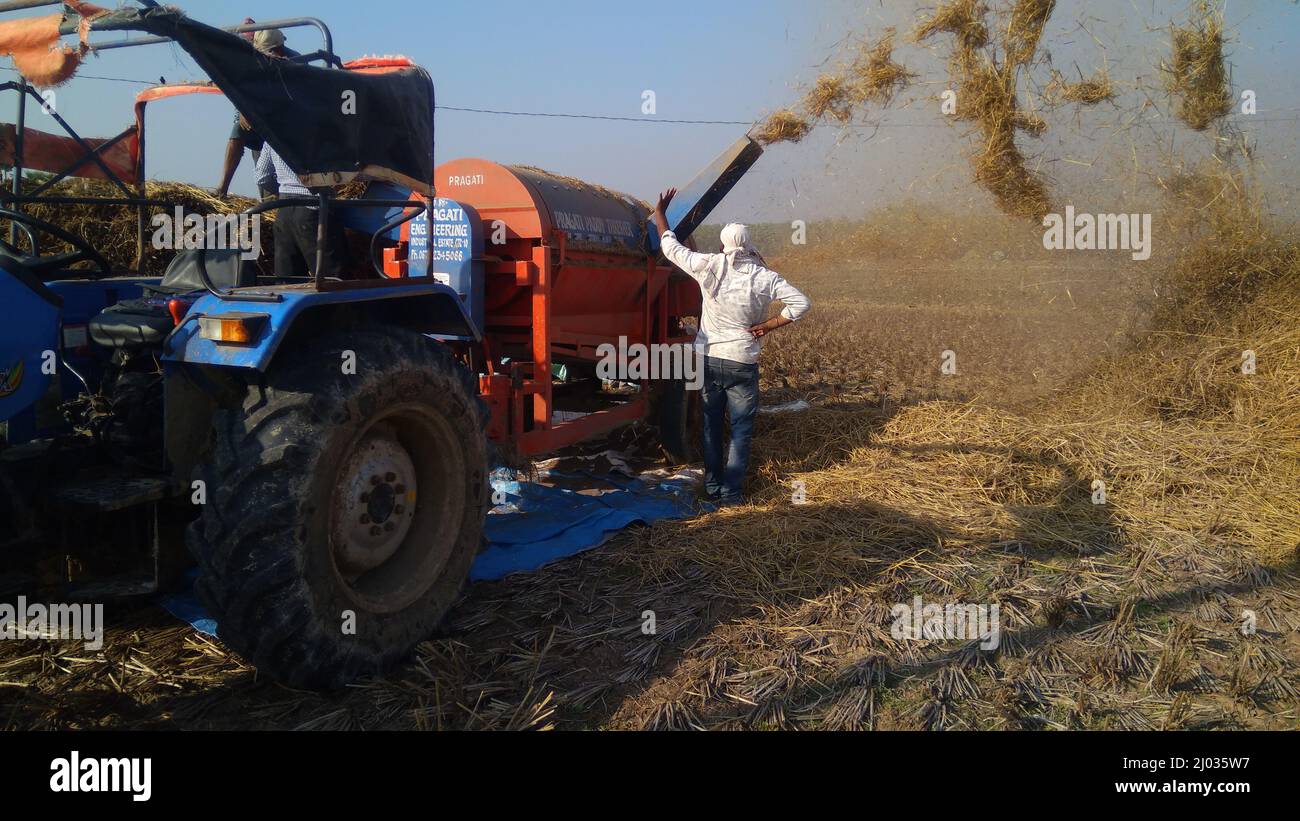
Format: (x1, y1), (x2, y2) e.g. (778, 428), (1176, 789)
(128, 7), (434, 193)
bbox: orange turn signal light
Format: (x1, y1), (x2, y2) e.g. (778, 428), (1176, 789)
(198, 312), (269, 345)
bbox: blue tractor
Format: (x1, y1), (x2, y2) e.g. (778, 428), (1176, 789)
(0, 3), (489, 686)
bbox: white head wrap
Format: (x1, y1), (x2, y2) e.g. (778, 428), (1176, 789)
(701, 223), (762, 298)
(720, 223), (755, 256)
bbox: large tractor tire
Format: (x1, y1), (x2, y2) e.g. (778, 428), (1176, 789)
(187, 328), (489, 688)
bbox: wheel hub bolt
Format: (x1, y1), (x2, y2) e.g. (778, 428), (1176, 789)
(360, 514), (371, 524)
(370, 525), (383, 537)
(384, 522), (395, 532)
(370, 475), (382, 486)
(394, 484), (406, 495)
(394, 505), (405, 515)
(385, 472), (397, 483)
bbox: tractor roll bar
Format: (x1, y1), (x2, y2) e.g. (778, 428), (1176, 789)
(194, 197), (429, 303)
(1, 3), (339, 245)
(0, 1), (66, 12)
(6, 2), (337, 67)
(69, 17), (340, 69)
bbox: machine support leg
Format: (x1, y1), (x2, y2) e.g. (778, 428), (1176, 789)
(314, 193), (330, 286)
(531, 244), (552, 431)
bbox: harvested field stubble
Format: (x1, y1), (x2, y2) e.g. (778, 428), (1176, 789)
(602, 176), (1299, 728)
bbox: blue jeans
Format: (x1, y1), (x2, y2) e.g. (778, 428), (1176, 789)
(701, 356), (759, 502)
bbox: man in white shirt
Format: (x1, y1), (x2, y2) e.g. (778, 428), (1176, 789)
(653, 188), (811, 505)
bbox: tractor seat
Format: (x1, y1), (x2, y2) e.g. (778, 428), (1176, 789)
(89, 249), (259, 349)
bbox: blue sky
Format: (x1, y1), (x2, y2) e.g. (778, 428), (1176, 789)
(7, 1), (1299, 222)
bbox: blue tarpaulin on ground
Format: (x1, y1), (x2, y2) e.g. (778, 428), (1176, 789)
(159, 469), (703, 637)
(158, 576), (218, 637)
(473, 470), (701, 581)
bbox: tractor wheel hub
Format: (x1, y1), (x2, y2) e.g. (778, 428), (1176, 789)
(331, 433), (417, 577)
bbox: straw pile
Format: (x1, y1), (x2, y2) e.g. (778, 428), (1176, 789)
(0, 178), (382, 275)
(1163, 1), (1232, 131)
(1052, 169), (1300, 566)
(1, 178), (265, 274)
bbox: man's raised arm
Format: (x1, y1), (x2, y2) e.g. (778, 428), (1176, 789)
(654, 188), (715, 282)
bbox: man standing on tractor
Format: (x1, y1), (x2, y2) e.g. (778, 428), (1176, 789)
(653, 189), (811, 506)
(256, 141), (352, 278)
(215, 27), (298, 200)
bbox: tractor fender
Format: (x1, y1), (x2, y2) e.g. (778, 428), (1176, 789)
(162, 283), (479, 372)
(0, 264), (61, 426)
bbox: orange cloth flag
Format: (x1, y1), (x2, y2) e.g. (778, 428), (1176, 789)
(0, 2), (108, 89)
